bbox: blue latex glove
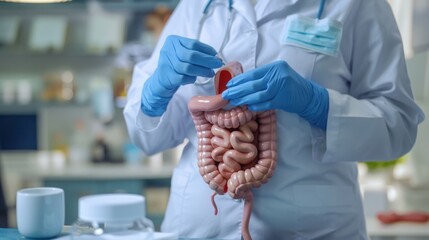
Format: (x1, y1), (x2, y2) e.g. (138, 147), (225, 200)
(222, 60), (329, 130)
(141, 35), (223, 116)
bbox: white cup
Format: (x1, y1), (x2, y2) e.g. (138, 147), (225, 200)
(17, 187), (65, 238)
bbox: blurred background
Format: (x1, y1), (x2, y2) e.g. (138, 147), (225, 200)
(0, 0), (428, 239)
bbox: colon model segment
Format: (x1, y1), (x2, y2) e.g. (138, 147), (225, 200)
(188, 62), (277, 240)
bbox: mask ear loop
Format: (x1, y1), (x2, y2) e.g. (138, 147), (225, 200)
(195, 2), (234, 85)
(218, 0), (234, 62)
(316, 0), (326, 20)
(217, 8), (233, 63)
(195, 0), (215, 85)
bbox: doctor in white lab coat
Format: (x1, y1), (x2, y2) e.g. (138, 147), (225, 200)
(124, 0), (425, 239)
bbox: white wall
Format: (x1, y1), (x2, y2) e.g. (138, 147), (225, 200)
(407, 50), (429, 185)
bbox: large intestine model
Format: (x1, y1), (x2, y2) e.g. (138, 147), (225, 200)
(188, 62), (277, 240)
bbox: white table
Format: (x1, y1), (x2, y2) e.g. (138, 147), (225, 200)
(367, 218), (429, 240)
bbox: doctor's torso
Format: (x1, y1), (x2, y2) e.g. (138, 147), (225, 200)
(161, 0), (367, 239)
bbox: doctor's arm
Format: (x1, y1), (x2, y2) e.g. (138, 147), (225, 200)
(320, 0), (424, 163)
(124, 60), (191, 155)
(123, 0), (218, 155)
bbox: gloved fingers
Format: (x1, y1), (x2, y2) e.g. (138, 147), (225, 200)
(222, 78), (267, 100)
(176, 48), (223, 69)
(175, 36), (218, 56)
(172, 42), (221, 72)
(248, 101), (273, 112)
(171, 59), (215, 78)
(163, 51), (214, 80)
(226, 70), (263, 88)
(229, 90), (274, 107)
(226, 61), (284, 87)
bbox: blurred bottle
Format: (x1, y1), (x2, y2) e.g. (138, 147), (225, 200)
(60, 71), (75, 101)
(89, 78), (114, 123)
(91, 134), (110, 163)
(51, 132), (68, 157)
(69, 119), (91, 165)
(123, 142), (145, 165)
(16, 80), (32, 105)
(113, 68), (131, 108)
(1, 81), (15, 104)
(41, 70), (75, 102)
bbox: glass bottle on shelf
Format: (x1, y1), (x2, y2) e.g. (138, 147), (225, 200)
(68, 119), (91, 165)
(91, 134), (110, 163)
(51, 132), (68, 157)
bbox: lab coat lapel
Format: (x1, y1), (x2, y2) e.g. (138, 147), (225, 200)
(254, 0), (300, 27)
(232, 0), (257, 28)
(255, 0), (296, 20)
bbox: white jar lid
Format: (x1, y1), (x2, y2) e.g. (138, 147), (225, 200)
(79, 193), (146, 223)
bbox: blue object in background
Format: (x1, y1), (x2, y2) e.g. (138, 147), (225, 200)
(123, 142), (145, 164)
(0, 114), (38, 150)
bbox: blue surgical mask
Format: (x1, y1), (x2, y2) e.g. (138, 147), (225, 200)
(281, 15), (343, 57)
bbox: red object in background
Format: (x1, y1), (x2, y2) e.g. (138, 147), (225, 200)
(377, 211), (429, 224)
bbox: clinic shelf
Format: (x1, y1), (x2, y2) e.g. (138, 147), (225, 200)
(0, 49), (117, 59)
(0, 102), (89, 113)
(0, 0), (179, 11)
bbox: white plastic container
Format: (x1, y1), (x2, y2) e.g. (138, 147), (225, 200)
(71, 193), (154, 240)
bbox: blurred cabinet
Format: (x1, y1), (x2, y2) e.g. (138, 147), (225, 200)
(0, 0), (179, 11)
(0, 0), (180, 152)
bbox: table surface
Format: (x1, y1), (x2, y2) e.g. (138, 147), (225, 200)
(0, 228), (201, 240)
(366, 218), (429, 237)
(1, 228), (26, 239)
(4, 220), (429, 239)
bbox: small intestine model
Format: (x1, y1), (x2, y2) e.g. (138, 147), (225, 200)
(188, 62), (277, 240)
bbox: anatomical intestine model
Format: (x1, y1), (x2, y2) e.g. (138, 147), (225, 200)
(188, 62), (277, 240)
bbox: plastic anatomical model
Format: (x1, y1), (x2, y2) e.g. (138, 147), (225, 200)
(188, 62), (277, 240)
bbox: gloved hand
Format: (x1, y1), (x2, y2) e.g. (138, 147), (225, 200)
(222, 60), (329, 130)
(141, 35), (223, 116)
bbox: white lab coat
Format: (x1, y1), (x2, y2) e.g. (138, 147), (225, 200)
(124, 0), (425, 239)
